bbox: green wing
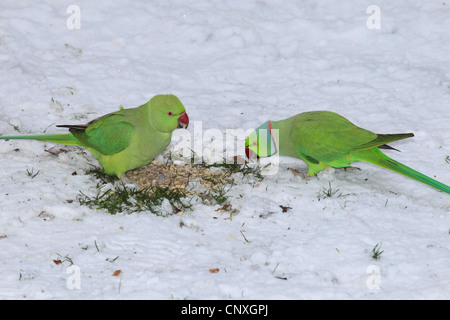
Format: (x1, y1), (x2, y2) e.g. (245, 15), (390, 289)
(289, 111), (377, 163)
(289, 111), (414, 164)
(68, 114), (134, 156)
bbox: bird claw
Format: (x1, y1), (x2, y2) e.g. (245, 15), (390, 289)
(339, 166), (361, 172)
(287, 167), (310, 179)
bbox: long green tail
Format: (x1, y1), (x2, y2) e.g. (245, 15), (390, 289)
(358, 148), (450, 194)
(0, 134), (80, 146)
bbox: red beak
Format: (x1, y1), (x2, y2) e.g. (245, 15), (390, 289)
(245, 147), (258, 160)
(177, 112), (189, 129)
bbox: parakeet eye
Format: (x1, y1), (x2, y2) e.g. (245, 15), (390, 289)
(252, 141), (258, 146)
(167, 111), (174, 117)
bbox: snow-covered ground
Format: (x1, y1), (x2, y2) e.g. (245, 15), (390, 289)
(1, 0), (449, 300)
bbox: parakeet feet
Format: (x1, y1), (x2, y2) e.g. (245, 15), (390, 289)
(337, 166), (361, 172)
(287, 167), (311, 179)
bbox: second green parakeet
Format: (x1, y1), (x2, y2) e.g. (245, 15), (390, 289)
(0, 94), (189, 178)
(245, 111), (450, 194)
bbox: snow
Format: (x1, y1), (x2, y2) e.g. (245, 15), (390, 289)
(1, 0), (450, 300)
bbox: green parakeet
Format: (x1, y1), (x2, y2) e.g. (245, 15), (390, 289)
(0, 94), (189, 178)
(245, 111), (450, 194)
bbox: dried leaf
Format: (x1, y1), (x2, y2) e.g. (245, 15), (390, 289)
(112, 270), (122, 277)
(173, 206), (183, 214)
(215, 204), (232, 212)
(279, 205), (292, 213)
(209, 268), (220, 273)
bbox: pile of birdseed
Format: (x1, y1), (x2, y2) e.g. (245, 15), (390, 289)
(124, 161), (235, 194)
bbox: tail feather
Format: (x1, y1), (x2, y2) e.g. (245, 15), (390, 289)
(0, 134), (80, 146)
(359, 148), (450, 194)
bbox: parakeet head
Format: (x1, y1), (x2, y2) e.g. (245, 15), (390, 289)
(148, 94), (189, 132)
(245, 121), (278, 159)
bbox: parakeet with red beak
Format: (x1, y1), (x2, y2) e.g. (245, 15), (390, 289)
(0, 94), (189, 178)
(245, 111), (450, 193)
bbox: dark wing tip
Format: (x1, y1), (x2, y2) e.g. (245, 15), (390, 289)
(56, 124), (88, 131)
(379, 144), (401, 152)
